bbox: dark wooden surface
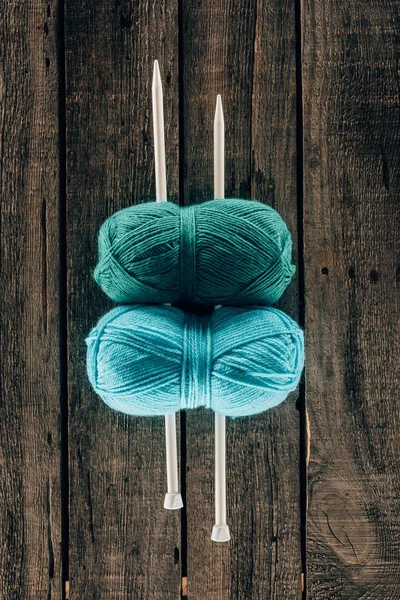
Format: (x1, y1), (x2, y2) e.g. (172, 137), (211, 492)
(65, 1), (181, 599)
(1, 1), (399, 599)
(181, 1), (302, 598)
(0, 1), (63, 599)
(302, 1), (400, 598)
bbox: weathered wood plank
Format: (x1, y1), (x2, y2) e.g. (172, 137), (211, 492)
(65, 2), (181, 598)
(302, 1), (400, 597)
(181, 2), (302, 597)
(0, 1), (62, 598)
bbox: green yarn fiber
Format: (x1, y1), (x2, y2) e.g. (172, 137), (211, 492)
(94, 199), (295, 306)
(86, 304), (304, 418)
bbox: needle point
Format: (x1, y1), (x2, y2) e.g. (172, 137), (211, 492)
(215, 94), (224, 122)
(153, 60), (161, 89)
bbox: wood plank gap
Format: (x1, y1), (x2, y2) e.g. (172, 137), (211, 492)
(294, 0), (307, 597)
(178, 0), (189, 590)
(178, 0), (185, 209)
(180, 410), (188, 586)
(56, 0), (69, 597)
(249, 0), (258, 200)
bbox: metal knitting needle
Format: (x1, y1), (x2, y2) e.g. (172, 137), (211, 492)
(152, 59), (183, 511)
(211, 95), (230, 542)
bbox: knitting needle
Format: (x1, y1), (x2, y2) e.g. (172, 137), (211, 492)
(211, 95), (230, 542)
(152, 59), (183, 511)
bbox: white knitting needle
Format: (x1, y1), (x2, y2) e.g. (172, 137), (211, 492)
(152, 60), (183, 511)
(211, 95), (230, 542)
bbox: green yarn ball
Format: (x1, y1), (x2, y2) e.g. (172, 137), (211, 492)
(94, 199), (295, 306)
(86, 305), (304, 418)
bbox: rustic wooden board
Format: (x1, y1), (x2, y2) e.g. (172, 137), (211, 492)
(0, 1), (62, 599)
(302, 0), (400, 597)
(3, 0), (400, 597)
(181, 2), (302, 598)
(65, 2), (181, 598)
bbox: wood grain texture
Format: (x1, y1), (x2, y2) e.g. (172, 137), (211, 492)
(302, 0), (400, 597)
(3, 1), (400, 598)
(181, 1), (302, 598)
(65, 1), (181, 598)
(0, 1), (62, 599)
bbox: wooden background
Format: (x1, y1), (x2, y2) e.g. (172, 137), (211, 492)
(0, 0), (399, 598)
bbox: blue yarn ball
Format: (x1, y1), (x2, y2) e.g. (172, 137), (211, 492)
(94, 199), (295, 306)
(86, 305), (304, 418)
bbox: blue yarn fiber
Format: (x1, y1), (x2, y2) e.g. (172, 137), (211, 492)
(94, 199), (295, 306)
(86, 305), (304, 418)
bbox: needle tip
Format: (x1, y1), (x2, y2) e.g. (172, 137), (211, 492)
(152, 60), (161, 88)
(215, 94), (224, 122)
